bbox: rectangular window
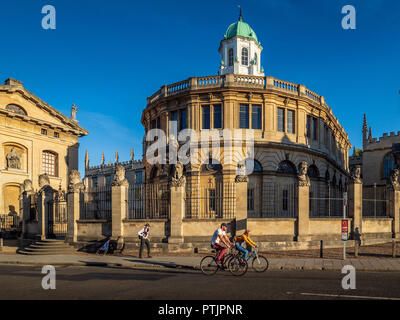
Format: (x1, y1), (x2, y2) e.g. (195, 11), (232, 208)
(41, 128), (47, 135)
(324, 125), (329, 147)
(306, 116), (311, 138)
(251, 105), (262, 130)
(312, 117), (318, 140)
(54, 132), (59, 138)
(42, 152), (57, 176)
(105, 175), (112, 186)
(247, 188), (254, 211)
(135, 171), (143, 184)
(202, 106), (210, 129)
(179, 109), (187, 130)
(92, 177), (98, 188)
(277, 108), (285, 132)
(239, 104), (249, 129)
(213, 105), (222, 129)
(287, 110), (295, 134)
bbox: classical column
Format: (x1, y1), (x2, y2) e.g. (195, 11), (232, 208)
(388, 169), (400, 239)
(111, 165), (129, 240)
(348, 165), (363, 236)
(168, 163), (186, 244)
(66, 170), (84, 243)
(297, 161), (311, 241)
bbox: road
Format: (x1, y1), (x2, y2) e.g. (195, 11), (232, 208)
(0, 265), (399, 300)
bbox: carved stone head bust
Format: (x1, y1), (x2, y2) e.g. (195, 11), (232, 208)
(112, 165), (129, 187)
(38, 174), (50, 188)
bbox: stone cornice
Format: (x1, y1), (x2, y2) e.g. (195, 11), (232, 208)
(0, 85), (88, 137)
(144, 86), (351, 149)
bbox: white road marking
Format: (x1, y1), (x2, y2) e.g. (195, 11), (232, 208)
(286, 292), (400, 300)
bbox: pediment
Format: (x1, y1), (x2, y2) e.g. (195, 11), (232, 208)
(0, 82), (87, 136)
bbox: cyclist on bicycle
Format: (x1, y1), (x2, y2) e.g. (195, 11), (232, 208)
(211, 223), (232, 267)
(234, 230), (257, 263)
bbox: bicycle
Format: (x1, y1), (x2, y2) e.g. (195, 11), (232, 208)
(200, 246), (236, 276)
(228, 246), (269, 276)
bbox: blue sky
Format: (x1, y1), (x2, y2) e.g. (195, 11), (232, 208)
(1, 0), (399, 174)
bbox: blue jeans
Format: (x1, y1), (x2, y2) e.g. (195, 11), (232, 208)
(235, 244), (249, 261)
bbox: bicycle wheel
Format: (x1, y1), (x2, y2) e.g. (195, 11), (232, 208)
(251, 255), (269, 272)
(200, 256), (218, 275)
(228, 256), (248, 276)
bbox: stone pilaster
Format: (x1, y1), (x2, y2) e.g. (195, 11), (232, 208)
(169, 184), (185, 243)
(66, 190), (81, 243)
(111, 184), (128, 239)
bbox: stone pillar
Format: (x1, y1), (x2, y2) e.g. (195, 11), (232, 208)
(388, 188), (400, 239)
(39, 191), (46, 240)
(66, 190), (81, 243)
(348, 182), (363, 234)
(169, 184), (185, 243)
(67, 170), (85, 243)
(234, 177), (248, 235)
(296, 161), (311, 241)
(111, 165), (129, 240)
(111, 184), (128, 239)
(348, 166), (363, 236)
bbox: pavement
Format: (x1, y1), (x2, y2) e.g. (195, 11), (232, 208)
(0, 251), (400, 272)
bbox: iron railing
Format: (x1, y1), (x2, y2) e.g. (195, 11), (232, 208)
(362, 184), (389, 218)
(81, 186), (112, 220)
(309, 182), (346, 217)
(185, 182), (236, 219)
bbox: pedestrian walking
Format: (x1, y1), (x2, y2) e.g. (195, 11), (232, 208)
(138, 223), (152, 258)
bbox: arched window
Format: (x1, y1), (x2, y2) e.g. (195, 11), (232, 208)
(5, 104), (27, 116)
(238, 159), (263, 175)
(241, 48), (248, 66)
(42, 151), (58, 177)
(307, 165), (320, 179)
(383, 152), (397, 179)
(202, 158), (222, 172)
(325, 170), (330, 181)
(277, 160), (297, 175)
(254, 53), (258, 65)
(228, 48), (234, 66)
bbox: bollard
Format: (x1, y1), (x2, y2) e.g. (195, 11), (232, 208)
(354, 240), (359, 258)
(393, 240), (397, 259)
(320, 240), (323, 258)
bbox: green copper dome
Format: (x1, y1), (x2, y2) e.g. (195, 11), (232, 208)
(224, 17), (260, 45)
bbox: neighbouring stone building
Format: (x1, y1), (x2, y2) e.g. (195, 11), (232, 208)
(350, 114), (400, 186)
(0, 78), (87, 238)
(84, 149), (144, 189)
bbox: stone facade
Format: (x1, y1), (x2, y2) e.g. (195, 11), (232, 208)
(0, 78), (87, 220)
(350, 114), (400, 186)
(84, 150), (144, 190)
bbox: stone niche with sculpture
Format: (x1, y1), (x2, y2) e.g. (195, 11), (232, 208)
(3, 144), (26, 171)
